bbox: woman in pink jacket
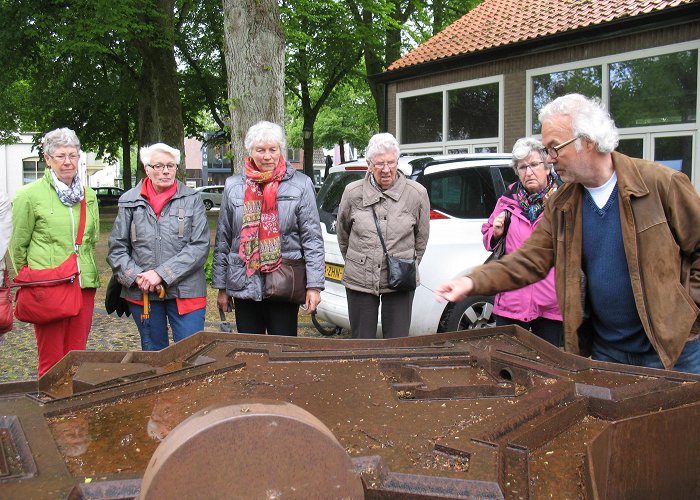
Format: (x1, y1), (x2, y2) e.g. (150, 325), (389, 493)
(482, 137), (562, 346)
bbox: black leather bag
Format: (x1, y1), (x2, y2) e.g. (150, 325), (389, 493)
(484, 210), (512, 263)
(386, 255), (417, 291)
(264, 258), (307, 304)
(372, 206), (417, 292)
(105, 274), (131, 317)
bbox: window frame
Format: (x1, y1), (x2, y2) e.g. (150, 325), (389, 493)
(396, 75), (504, 154)
(526, 41), (700, 187)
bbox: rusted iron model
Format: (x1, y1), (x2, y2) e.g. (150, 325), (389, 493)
(1, 326), (699, 499)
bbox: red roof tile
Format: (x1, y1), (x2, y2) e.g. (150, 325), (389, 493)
(388, 0), (695, 70)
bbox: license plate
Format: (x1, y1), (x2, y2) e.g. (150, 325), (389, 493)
(325, 262), (344, 281)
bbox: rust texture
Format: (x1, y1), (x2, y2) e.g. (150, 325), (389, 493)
(1, 325), (699, 499)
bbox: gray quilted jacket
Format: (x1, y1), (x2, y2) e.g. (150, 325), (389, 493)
(107, 180), (210, 300)
(211, 164), (325, 301)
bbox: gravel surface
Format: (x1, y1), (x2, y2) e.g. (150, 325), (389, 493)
(0, 207), (347, 383)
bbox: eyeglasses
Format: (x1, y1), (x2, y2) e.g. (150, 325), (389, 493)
(372, 160), (397, 169)
(148, 163), (178, 171)
(516, 161), (545, 174)
(541, 136), (579, 159)
(49, 154), (80, 163)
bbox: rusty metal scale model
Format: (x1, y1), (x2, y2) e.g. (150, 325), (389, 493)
(1, 326), (699, 499)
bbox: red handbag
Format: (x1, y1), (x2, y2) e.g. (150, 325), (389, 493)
(12, 196), (86, 325)
(0, 269), (12, 334)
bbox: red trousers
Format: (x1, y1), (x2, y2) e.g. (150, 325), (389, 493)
(34, 288), (96, 377)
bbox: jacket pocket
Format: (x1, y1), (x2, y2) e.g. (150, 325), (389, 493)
(226, 256), (248, 291)
(342, 247), (367, 287)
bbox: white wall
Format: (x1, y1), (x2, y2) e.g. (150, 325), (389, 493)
(0, 133), (39, 200)
(0, 134), (113, 199)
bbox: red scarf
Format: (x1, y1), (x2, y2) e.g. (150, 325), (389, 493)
(239, 156), (286, 276)
(141, 178), (177, 219)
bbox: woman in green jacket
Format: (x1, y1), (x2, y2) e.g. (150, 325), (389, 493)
(10, 128), (100, 376)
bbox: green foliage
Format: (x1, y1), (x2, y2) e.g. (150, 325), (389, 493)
(0, 0), (485, 159)
(204, 249), (214, 285)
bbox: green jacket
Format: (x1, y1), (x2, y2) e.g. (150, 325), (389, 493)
(10, 169), (100, 288)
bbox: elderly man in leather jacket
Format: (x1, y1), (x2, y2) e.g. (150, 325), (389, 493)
(437, 94), (700, 374)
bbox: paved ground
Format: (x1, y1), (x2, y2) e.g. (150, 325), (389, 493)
(0, 304), (339, 383)
(0, 207), (347, 383)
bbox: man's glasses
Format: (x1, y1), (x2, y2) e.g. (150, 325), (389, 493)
(372, 160), (397, 169)
(148, 163), (177, 171)
(516, 161), (545, 174)
(541, 136), (579, 159)
(49, 154), (80, 163)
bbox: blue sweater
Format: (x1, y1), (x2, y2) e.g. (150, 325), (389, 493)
(581, 187), (651, 353)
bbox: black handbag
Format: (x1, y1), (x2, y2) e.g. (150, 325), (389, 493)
(371, 206), (417, 292)
(263, 258), (307, 304)
(484, 210), (512, 263)
(105, 274), (131, 317)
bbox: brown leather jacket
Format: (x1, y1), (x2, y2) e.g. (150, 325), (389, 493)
(337, 171), (430, 295)
(469, 152), (700, 369)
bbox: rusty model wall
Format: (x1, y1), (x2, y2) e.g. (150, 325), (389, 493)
(1, 326), (699, 499)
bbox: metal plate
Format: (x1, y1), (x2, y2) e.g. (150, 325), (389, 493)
(324, 262), (344, 281)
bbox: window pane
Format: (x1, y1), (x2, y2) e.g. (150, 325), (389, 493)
(610, 51), (697, 127)
(316, 171), (364, 218)
(425, 167), (496, 218)
(22, 160), (45, 184)
(400, 92), (443, 144)
(654, 135), (693, 180)
(531, 67), (602, 133)
(500, 167), (519, 187)
(616, 138), (644, 158)
(447, 83), (498, 140)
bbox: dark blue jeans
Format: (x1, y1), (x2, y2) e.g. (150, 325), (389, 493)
(129, 299), (205, 351)
(591, 338), (700, 374)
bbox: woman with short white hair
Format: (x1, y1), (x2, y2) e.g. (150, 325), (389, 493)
(108, 142), (210, 351)
(482, 137), (562, 346)
(10, 127), (100, 375)
(212, 121), (325, 335)
(336, 132), (430, 339)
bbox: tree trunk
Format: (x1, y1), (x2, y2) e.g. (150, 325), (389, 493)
(222, 0), (284, 173)
(135, 0), (185, 180)
(121, 112), (132, 190)
(302, 120), (314, 178)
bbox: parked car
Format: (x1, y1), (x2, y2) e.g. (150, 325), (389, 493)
(93, 187), (125, 207)
(313, 153), (518, 337)
(196, 185), (225, 211)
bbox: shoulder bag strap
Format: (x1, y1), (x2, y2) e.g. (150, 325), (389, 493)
(491, 209), (512, 247)
(371, 205), (389, 256)
(503, 209), (512, 235)
(75, 192), (87, 247)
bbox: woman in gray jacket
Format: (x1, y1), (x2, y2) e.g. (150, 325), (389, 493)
(212, 121), (324, 335)
(108, 143), (210, 351)
(337, 133), (430, 338)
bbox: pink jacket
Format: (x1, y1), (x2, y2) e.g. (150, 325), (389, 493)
(482, 194), (562, 323)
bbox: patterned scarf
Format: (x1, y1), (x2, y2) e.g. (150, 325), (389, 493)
(239, 155), (287, 276)
(51, 170), (84, 206)
(515, 172), (559, 223)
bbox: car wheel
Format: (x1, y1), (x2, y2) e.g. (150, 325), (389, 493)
(442, 295), (495, 331)
(311, 313), (344, 336)
(203, 199), (213, 211)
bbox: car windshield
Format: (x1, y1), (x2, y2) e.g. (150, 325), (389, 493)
(316, 171), (364, 233)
